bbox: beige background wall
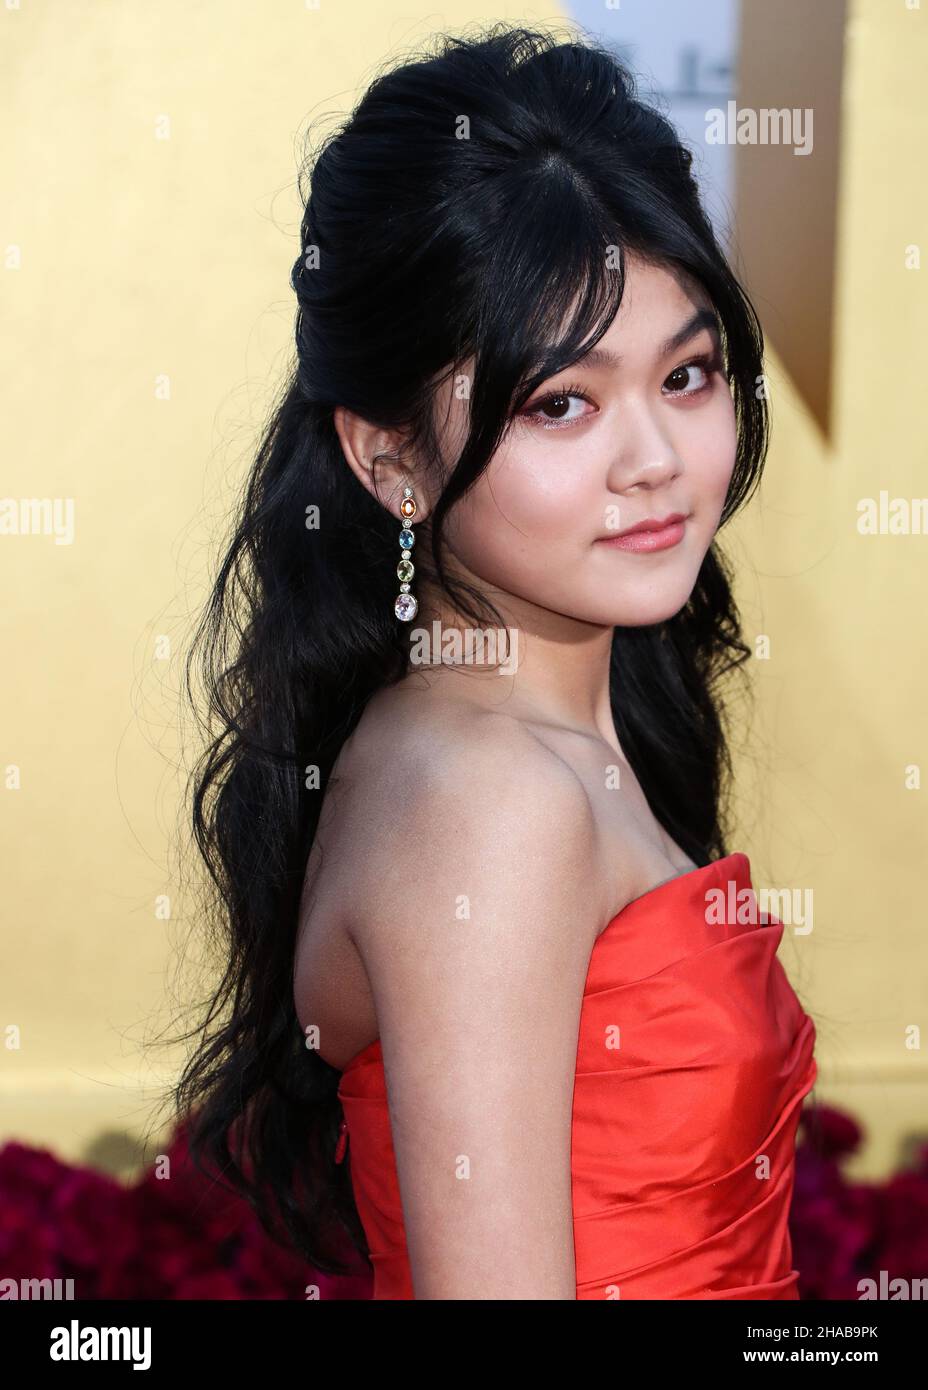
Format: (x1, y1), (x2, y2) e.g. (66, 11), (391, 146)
(1, 0), (925, 1180)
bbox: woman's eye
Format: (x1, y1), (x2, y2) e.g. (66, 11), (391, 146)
(520, 387), (591, 430)
(663, 360), (711, 395)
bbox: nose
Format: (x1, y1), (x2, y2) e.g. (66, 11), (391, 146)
(606, 401), (683, 494)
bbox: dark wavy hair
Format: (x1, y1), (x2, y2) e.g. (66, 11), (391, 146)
(169, 22), (769, 1277)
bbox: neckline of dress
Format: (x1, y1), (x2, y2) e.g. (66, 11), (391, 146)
(598, 850), (746, 932)
(335, 851), (748, 1077)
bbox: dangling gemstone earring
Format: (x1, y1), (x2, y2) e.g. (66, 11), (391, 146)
(394, 486), (418, 621)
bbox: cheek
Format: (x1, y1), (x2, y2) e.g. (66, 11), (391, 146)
(684, 392), (738, 504)
(444, 435), (589, 572)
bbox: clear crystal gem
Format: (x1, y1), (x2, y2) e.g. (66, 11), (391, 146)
(395, 592), (418, 621)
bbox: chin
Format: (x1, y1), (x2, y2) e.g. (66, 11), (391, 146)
(597, 605), (686, 629)
(574, 573), (702, 628)
(612, 603), (691, 627)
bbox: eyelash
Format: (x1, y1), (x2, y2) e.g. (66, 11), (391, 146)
(519, 350), (726, 431)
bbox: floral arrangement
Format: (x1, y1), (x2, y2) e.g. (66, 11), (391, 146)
(0, 1117), (370, 1300)
(1, 1103), (925, 1299)
(790, 1105), (928, 1299)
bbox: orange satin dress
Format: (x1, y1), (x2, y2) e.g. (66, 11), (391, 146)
(335, 852), (818, 1299)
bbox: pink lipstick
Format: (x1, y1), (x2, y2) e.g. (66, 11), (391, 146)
(595, 513), (688, 553)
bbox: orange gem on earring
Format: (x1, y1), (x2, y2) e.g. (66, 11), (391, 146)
(400, 495), (417, 519)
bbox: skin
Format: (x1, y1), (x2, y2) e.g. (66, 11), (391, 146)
(293, 253), (739, 1298)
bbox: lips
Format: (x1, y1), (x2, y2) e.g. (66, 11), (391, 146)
(607, 512), (687, 539)
(594, 512), (689, 554)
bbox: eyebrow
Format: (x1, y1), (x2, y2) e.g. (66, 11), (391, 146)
(571, 308), (722, 370)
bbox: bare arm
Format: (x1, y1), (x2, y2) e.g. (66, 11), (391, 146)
(350, 717), (604, 1300)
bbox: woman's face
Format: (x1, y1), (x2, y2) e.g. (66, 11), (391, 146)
(434, 254), (738, 629)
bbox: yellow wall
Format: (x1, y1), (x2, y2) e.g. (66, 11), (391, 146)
(1, 1), (924, 1181)
(731, 0), (928, 1178)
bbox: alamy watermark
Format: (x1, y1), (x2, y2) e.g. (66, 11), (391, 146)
(0, 497), (75, 545)
(408, 621), (521, 675)
(857, 1271), (928, 1299)
(705, 877), (813, 935)
(705, 102), (813, 156)
(1, 1275), (75, 1299)
(857, 492), (928, 534)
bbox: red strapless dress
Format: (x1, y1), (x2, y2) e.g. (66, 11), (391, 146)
(335, 852), (817, 1299)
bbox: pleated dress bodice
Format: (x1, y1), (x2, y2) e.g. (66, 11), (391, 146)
(335, 852), (818, 1299)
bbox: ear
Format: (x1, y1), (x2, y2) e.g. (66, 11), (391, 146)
(334, 405), (429, 522)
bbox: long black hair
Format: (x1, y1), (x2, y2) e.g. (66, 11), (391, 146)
(169, 22), (769, 1276)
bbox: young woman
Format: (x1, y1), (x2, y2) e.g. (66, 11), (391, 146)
(175, 24), (818, 1300)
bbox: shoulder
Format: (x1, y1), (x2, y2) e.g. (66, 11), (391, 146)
(339, 693), (602, 926)
(402, 697), (590, 808)
(349, 682), (589, 796)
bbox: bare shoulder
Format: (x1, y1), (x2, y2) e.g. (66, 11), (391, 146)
(337, 690), (604, 935)
(336, 691), (604, 1298)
